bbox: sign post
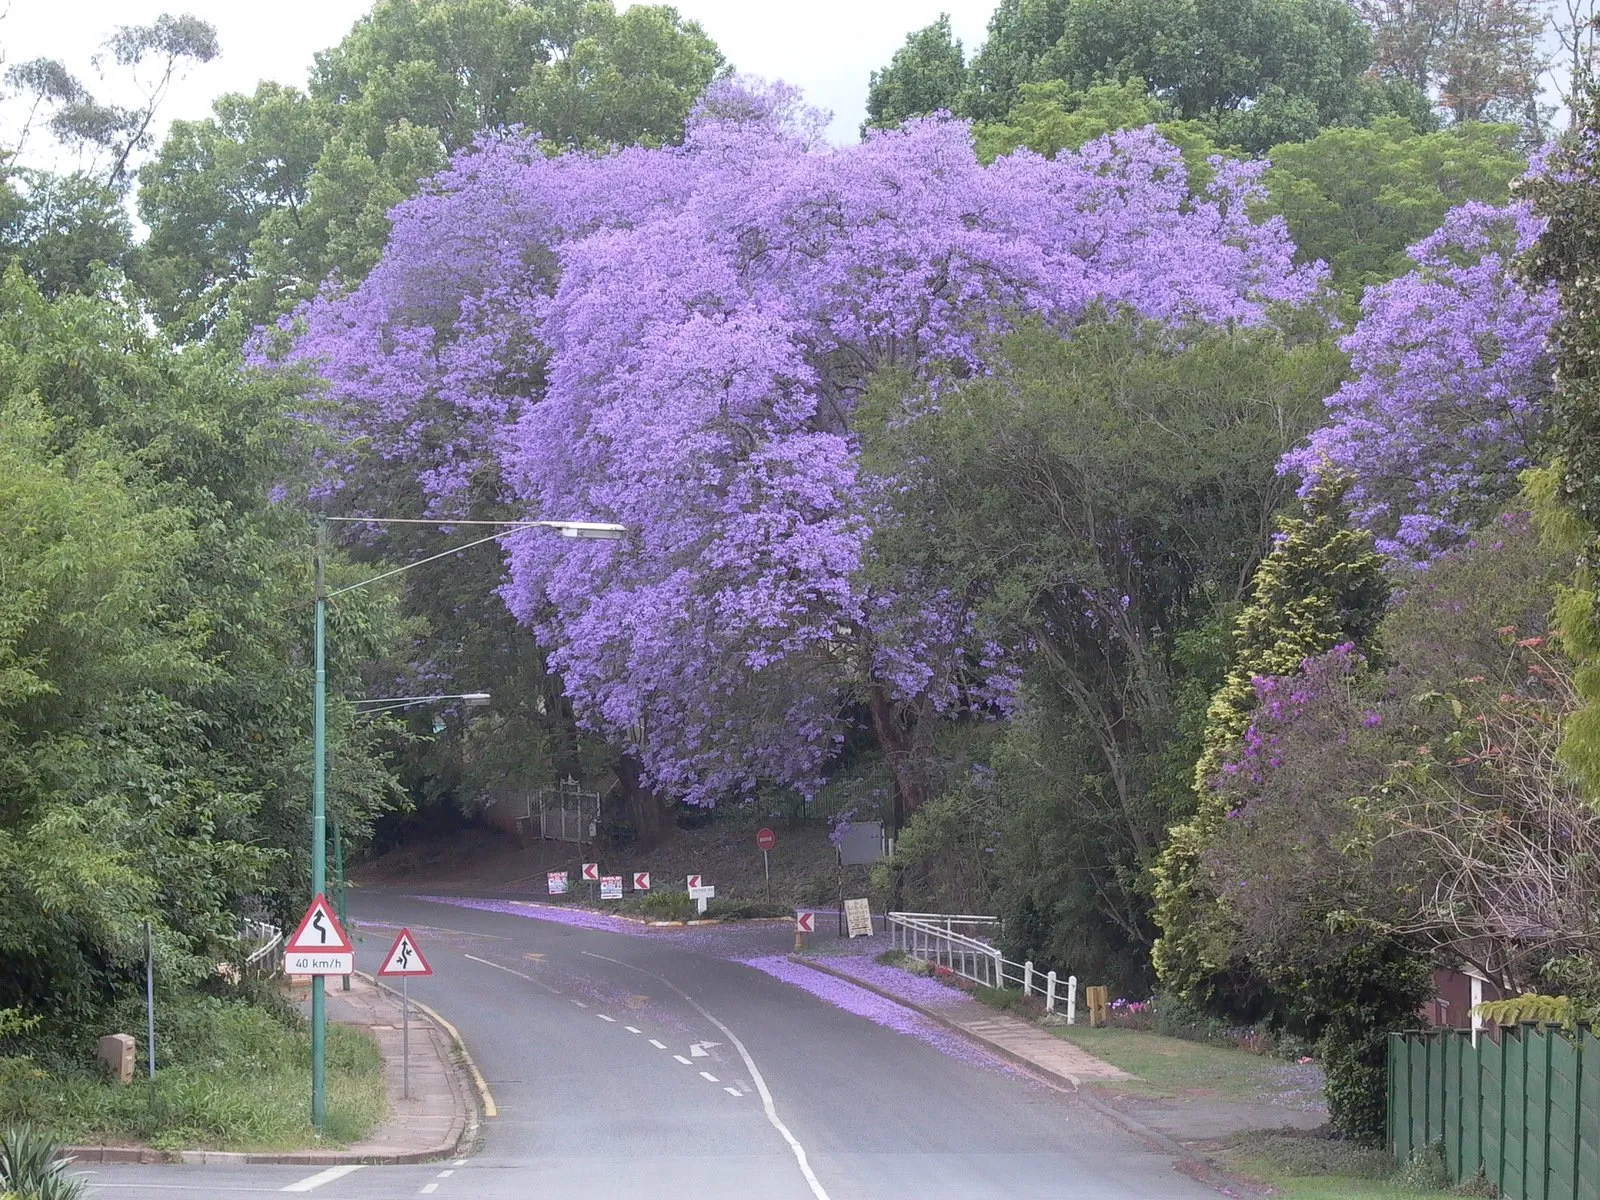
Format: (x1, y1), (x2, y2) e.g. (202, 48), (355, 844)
(755, 828), (776, 899)
(377, 928), (433, 1099)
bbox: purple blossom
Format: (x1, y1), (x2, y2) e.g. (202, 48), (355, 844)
(279, 77), (1324, 805)
(1282, 201), (1558, 566)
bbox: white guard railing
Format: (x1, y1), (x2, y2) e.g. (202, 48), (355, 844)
(887, 911), (1076, 1023)
(240, 918), (283, 972)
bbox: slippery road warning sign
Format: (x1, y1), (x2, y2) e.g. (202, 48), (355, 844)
(284, 893), (354, 975)
(378, 928), (432, 977)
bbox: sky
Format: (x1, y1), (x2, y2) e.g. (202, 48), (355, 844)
(2, 0), (998, 171)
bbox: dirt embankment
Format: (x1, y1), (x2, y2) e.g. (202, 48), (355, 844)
(354, 816), (875, 907)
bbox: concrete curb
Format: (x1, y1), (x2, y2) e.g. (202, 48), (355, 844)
(64, 976), (480, 1168)
(786, 955), (1194, 1161)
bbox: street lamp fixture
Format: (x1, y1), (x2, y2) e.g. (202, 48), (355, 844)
(306, 515), (619, 1130)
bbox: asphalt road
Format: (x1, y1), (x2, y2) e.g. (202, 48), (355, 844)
(81, 891), (1220, 1199)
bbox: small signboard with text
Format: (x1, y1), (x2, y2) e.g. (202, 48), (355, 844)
(845, 897), (874, 939)
(600, 875), (623, 900)
(548, 871), (568, 896)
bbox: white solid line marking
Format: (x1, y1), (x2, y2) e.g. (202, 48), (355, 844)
(649, 1039), (666, 1049)
(725, 1086), (743, 1097)
(462, 953), (559, 994)
(581, 950), (831, 1200)
(282, 1165), (364, 1192)
(597, 1013), (616, 1022)
(625, 1025), (641, 1033)
(700, 1071), (719, 1083)
(674, 1054), (692, 1065)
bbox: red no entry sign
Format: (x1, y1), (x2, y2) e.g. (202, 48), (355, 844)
(756, 827), (777, 852)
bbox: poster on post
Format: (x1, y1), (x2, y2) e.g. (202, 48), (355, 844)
(548, 871), (568, 895)
(845, 897), (874, 938)
(600, 876), (623, 900)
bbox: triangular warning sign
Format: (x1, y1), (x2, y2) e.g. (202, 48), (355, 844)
(378, 927), (432, 977)
(285, 893), (354, 955)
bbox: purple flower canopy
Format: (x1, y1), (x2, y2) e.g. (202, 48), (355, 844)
(1282, 200), (1559, 566)
(283, 78), (1324, 805)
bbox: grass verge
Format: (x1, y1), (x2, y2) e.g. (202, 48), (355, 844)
(1052, 1025), (1322, 1107)
(0, 997), (385, 1151)
(1205, 1129), (1488, 1199)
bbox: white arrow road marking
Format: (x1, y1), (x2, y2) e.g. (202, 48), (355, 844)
(581, 950), (832, 1200)
(699, 1071), (719, 1083)
(689, 1040), (722, 1057)
(282, 1165), (364, 1191)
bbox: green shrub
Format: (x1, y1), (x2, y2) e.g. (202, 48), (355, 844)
(0, 1125), (84, 1200)
(631, 891), (695, 921)
(707, 900), (791, 920)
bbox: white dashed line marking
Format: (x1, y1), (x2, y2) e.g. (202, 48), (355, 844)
(700, 1071), (719, 1083)
(421, 1186), (438, 1195)
(451, 1160), (466, 1166)
(437, 1169), (454, 1177)
(571, 999), (588, 1008)
(725, 1086), (742, 1097)
(649, 1039), (666, 1049)
(625, 1026), (641, 1033)
(674, 1054), (692, 1065)
(597, 1013), (616, 1022)
(282, 1165), (365, 1191)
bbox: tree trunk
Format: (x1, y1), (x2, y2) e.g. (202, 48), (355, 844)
(617, 754), (669, 849)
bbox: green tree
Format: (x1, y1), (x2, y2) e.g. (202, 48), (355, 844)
(1152, 471), (1390, 999)
(951, 0), (1429, 150)
(1263, 117), (1524, 293)
(866, 318), (1345, 989)
(0, 170), (134, 298)
(138, 0), (723, 339)
(863, 15), (968, 134)
(0, 269), (402, 1046)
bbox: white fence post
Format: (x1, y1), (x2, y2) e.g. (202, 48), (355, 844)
(1024, 960), (1034, 996)
(991, 948), (1004, 988)
(1066, 975), (1078, 1025)
(1046, 970), (1057, 1012)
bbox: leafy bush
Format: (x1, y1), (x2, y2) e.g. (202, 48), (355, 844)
(706, 900), (791, 921)
(0, 1125), (83, 1200)
(630, 891), (695, 922)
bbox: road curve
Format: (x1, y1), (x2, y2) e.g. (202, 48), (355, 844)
(80, 890), (1219, 1200)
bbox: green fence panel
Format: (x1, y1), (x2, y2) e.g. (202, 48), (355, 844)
(1579, 1031), (1600, 1200)
(1412, 1033), (1433, 1155)
(1526, 1028), (1550, 1200)
(1548, 1032), (1579, 1200)
(1505, 1028), (1527, 1196)
(1483, 1033), (1505, 1191)
(1389, 1035), (1411, 1164)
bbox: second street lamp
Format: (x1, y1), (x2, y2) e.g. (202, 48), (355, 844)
(307, 517), (623, 1130)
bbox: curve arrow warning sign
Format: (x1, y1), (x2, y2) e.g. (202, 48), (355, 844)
(284, 893), (354, 975)
(378, 928), (432, 977)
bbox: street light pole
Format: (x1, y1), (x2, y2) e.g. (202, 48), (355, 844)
(305, 517), (622, 1132)
(310, 519), (329, 1130)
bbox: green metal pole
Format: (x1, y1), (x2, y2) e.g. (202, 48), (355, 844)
(333, 819), (349, 992)
(311, 522), (328, 1131)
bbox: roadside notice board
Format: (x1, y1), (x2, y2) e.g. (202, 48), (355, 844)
(845, 897), (874, 938)
(547, 871), (568, 895)
(600, 875), (623, 900)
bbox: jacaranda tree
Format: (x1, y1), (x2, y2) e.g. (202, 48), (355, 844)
(280, 78), (1325, 810)
(1283, 199), (1558, 565)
